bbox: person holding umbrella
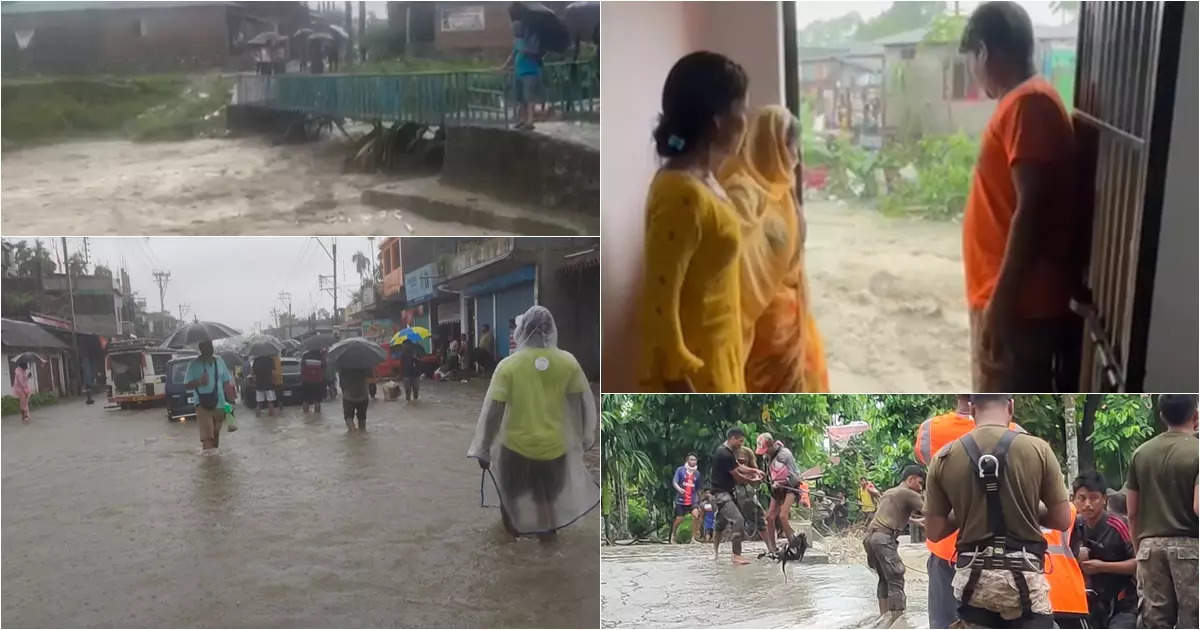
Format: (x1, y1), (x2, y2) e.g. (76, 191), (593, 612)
(184, 340), (234, 451)
(501, 2), (546, 131)
(327, 337), (388, 432)
(467, 305), (599, 540)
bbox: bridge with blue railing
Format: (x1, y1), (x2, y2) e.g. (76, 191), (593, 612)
(231, 61), (599, 128)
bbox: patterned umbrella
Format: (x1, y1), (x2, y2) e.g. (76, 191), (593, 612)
(390, 326), (431, 346)
(163, 321), (241, 348)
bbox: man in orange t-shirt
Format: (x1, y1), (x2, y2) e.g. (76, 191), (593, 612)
(960, 1), (1086, 392)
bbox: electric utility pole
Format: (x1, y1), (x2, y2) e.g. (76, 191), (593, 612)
(278, 291), (293, 338)
(315, 238), (338, 326)
(152, 270), (171, 314)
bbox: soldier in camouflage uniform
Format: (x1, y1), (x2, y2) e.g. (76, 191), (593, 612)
(1125, 394), (1199, 629)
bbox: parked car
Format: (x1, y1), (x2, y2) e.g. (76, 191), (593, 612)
(164, 355), (198, 422)
(105, 338), (174, 409)
(240, 356), (303, 407)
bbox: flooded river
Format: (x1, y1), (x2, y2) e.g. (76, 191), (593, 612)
(2, 381), (599, 628)
(601, 539), (928, 629)
(805, 201), (970, 392)
(0, 137), (504, 236)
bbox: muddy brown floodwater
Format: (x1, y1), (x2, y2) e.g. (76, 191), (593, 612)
(804, 201), (970, 392)
(0, 137), (506, 236)
(2, 380), (599, 628)
(601, 538), (929, 629)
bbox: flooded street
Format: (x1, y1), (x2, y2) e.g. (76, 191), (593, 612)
(805, 201), (970, 392)
(0, 137), (505, 236)
(601, 538), (929, 629)
(2, 380), (599, 628)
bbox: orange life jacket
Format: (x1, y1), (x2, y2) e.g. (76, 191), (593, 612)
(1044, 504), (1089, 616)
(914, 411), (1024, 561)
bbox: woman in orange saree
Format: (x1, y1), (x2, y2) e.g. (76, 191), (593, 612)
(719, 105), (828, 392)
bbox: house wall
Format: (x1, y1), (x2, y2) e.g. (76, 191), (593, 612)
(431, 1), (569, 53)
(1144, 1), (1198, 390)
(600, 0), (784, 390)
(2, 5), (232, 75)
(883, 44), (993, 137)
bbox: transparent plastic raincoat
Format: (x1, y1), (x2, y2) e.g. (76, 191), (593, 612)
(467, 305), (599, 535)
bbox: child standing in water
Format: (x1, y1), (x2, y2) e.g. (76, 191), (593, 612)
(637, 51), (750, 393)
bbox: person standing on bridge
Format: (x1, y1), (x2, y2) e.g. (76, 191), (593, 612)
(502, 3), (545, 131)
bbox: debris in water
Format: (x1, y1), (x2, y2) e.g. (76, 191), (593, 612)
(405, 223), (414, 233)
(198, 92), (210, 99)
(392, 211), (403, 222)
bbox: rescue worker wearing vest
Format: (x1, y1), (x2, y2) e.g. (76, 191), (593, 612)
(915, 394), (1025, 628)
(923, 394), (1073, 628)
(1043, 502), (1090, 628)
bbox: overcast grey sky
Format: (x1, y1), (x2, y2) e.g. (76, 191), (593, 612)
(793, 1), (1063, 28)
(13, 237), (378, 334)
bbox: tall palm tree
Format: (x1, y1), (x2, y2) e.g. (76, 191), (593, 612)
(352, 251), (370, 285)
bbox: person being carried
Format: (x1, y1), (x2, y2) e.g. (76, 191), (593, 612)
(669, 453), (703, 543)
(1072, 471), (1136, 629)
(709, 427), (764, 565)
(467, 306), (598, 540)
(923, 394), (1073, 629)
(1124, 394), (1199, 629)
(756, 432), (803, 555)
(863, 465), (927, 625)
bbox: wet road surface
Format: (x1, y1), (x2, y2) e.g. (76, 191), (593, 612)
(601, 538), (928, 628)
(2, 380), (599, 628)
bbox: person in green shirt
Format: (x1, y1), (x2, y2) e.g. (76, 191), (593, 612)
(467, 305), (598, 540)
(1125, 394), (1199, 629)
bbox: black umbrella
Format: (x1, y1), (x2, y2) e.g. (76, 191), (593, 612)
(326, 24), (349, 39)
(243, 334), (283, 358)
(327, 337), (387, 370)
(10, 352), (47, 365)
(563, 2), (600, 44)
(293, 27), (314, 38)
(247, 31), (285, 47)
(163, 321), (241, 348)
(308, 31), (335, 43)
(300, 333), (338, 352)
(217, 350), (242, 370)
(515, 2), (569, 53)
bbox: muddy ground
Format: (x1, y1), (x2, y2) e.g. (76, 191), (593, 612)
(2, 381), (600, 628)
(804, 201), (970, 392)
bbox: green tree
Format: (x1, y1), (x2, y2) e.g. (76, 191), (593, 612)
(797, 12), (865, 47)
(855, 1), (947, 42)
(1049, 1), (1081, 25)
(7, 240), (56, 278)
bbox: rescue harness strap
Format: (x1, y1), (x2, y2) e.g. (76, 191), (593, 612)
(956, 429), (1045, 617)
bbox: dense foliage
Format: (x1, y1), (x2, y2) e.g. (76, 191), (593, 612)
(603, 394), (1165, 540)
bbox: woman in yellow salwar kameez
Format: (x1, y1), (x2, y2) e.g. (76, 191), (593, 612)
(636, 51), (750, 393)
(719, 105), (829, 392)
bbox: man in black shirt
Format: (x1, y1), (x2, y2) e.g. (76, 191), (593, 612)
(710, 427), (764, 565)
(1073, 471), (1137, 629)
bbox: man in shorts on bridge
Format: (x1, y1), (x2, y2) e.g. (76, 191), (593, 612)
(503, 3), (544, 131)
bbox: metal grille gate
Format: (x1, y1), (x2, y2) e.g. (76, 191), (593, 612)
(1072, 1), (1183, 391)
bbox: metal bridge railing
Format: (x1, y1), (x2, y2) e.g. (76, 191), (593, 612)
(231, 60), (599, 128)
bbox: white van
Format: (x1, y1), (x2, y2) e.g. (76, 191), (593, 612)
(105, 339), (176, 408)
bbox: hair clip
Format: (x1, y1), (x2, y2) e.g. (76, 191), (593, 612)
(667, 134), (686, 151)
